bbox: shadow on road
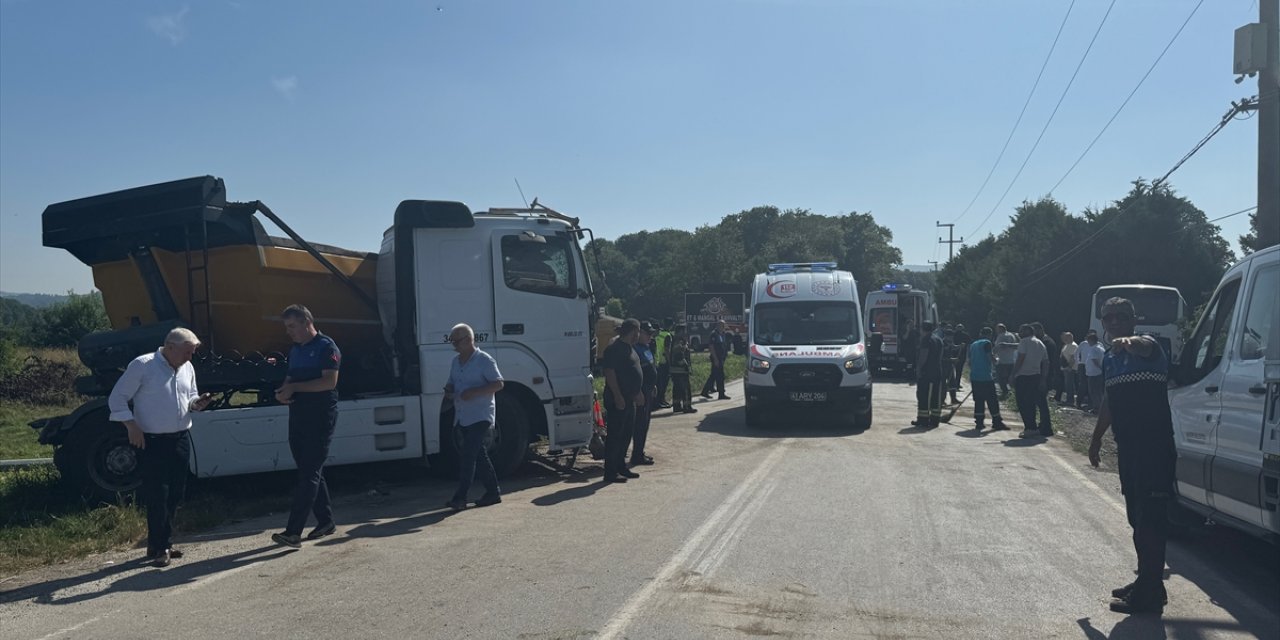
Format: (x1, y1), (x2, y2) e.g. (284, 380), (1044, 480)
(695, 404), (868, 439)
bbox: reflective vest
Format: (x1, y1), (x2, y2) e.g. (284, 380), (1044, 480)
(655, 330), (672, 363)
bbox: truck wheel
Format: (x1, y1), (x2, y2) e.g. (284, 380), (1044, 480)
(440, 392), (531, 479)
(57, 415), (142, 503)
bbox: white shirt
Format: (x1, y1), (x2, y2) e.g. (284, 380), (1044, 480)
(994, 331), (1020, 364)
(1060, 341), (1078, 370)
(1015, 336), (1047, 377)
(108, 349), (200, 434)
(1079, 341), (1105, 377)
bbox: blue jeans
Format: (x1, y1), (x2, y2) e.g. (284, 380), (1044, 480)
(453, 421), (499, 502)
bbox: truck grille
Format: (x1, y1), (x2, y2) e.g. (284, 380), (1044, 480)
(773, 364), (843, 390)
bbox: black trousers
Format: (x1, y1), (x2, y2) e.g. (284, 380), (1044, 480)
(656, 363), (670, 403)
(1014, 375), (1040, 431)
(972, 380), (1003, 426)
(604, 402), (636, 478)
(916, 377), (943, 421)
(632, 388), (655, 462)
(285, 404), (337, 535)
(1124, 491), (1170, 600)
(671, 373), (692, 410)
(701, 360), (726, 395)
(140, 431), (190, 554)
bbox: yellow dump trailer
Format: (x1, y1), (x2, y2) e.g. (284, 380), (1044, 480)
(43, 176), (387, 393)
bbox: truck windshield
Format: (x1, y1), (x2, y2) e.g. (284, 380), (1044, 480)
(1095, 288), (1182, 325)
(754, 301), (861, 346)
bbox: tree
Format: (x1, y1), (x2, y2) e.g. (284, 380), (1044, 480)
(1240, 207), (1279, 254)
(33, 291), (110, 347)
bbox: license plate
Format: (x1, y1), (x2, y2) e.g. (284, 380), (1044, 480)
(789, 391), (827, 402)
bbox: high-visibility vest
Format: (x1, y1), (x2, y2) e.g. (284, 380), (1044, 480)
(655, 330), (672, 363)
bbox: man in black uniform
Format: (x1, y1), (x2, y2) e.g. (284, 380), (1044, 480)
(1088, 298), (1177, 615)
(912, 322), (944, 428)
(271, 304), (341, 548)
(700, 320), (731, 400)
(602, 318), (644, 484)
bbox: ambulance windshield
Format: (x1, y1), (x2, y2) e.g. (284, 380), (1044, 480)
(753, 301), (861, 346)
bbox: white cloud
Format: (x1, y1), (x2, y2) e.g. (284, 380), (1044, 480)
(272, 76), (299, 100)
(146, 6), (190, 45)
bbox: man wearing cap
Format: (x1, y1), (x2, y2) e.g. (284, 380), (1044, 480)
(108, 327), (214, 567)
(602, 318), (644, 483)
(654, 318), (674, 409)
(630, 322), (659, 466)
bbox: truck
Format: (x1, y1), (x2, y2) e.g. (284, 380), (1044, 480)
(863, 284), (938, 374)
(684, 292), (746, 352)
(33, 176), (600, 501)
(1168, 244), (1279, 543)
(744, 263), (872, 429)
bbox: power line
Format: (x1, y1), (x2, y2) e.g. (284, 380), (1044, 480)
(1018, 99), (1249, 290)
(1045, 0), (1205, 196)
(1206, 205), (1257, 224)
(950, 0), (1077, 226)
(966, 0), (1118, 240)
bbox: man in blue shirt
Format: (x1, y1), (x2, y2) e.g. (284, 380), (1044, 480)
(1088, 297), (1176, 615)
(444, 323), (505, 511)
(968, 327), (1006, 432)
(271, 304), (342, 549)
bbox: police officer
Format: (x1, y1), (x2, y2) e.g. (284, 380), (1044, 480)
(654, 318), (674, 409)
(271, 304), (341, 548)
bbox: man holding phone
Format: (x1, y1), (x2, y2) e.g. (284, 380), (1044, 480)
(108, 327), (214, 567)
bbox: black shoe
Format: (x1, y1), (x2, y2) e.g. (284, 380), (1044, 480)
(620, 470), (640, 479)
(700, 392), (712, 399)
(718, 394), (731, 400)
(151, 549), (171, 567)
(656, 402), (672, 409)
(271, 532), (302, 549)
(603, 475), (627, 484)
(630, 456), (654, 466)
(475, 494), (502, 507)
(990, 423), (1009, 431)
(1110, 596), (1165, 615)
(974, 423), (984, 431)
(1039, 429), (1054, 437)
(445, 499), (469, 512)
(306, 521), (337, 540)
(1111, 582), (1168, 604)
(683, 407), (698, 413)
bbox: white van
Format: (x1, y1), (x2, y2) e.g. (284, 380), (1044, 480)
(1168, 244), (1279, 542)
(744, 263), (872, 429)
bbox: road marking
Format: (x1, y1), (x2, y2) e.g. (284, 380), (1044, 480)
(692, 478), (779, 578)
(596, 438), (794, 640)
(168, 560), (264, 596)
(35, 614), (106, 640)
(1040, 441), (1127, 517)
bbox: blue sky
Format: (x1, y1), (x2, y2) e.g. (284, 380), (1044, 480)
(0, 0), (1262, 294)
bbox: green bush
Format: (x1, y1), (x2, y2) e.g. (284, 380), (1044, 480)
(32, 291), (109, 347)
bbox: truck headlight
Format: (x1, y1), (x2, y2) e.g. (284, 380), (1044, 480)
(750, 358), (772, 373)
(844, 357), (865, 373)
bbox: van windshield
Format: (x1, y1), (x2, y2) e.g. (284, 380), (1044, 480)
(753, 301), (861, 346)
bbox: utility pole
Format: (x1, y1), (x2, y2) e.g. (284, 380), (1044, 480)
(1259, 0), (1279, 250)
(1239, 0), (1280, 249)
(935, 222), (963, 262)
(927, 260), (939, 272)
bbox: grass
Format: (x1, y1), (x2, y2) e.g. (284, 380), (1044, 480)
(0, 402), (67, 459)
(0, 346), (86, 460)
(592, 351), (747, 398)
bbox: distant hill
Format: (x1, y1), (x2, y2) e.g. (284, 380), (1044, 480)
(0, 292), (70, 308)
(899, 264), (939, 272)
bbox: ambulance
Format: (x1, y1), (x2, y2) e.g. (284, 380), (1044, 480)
(864, 284), (938, 374)
(745, 263), (873, 428)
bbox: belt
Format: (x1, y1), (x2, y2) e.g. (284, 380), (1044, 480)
(143, 431), (189, 439)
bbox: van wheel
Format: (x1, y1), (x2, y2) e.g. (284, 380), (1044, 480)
(56, 414), (142, 504)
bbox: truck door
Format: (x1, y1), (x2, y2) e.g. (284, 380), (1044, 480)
(491, 230), (593, 448)
(1214, 261), (1277, 528)
(1170, 277), (1241, 506)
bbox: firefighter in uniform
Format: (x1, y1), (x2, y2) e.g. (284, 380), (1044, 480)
(912, 321), (944, 428)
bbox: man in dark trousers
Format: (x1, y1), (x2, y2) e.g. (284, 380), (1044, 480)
(602, 318), (644, 484)
(700, 320), (731, 400)
(1088, 297), (1176, 615)
(108, 327), (214, 566)
(630, 322), (658, 466)
(444, 322), (504, 511)
(968, 326), (1006, 431)
(912, 322), (944, 428)
(271, 304), (341, 548)
(654, 318), (674, 409)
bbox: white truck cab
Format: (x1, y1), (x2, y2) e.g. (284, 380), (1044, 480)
(1168, 244), (1279, 542)
(744, 263), (872, 429)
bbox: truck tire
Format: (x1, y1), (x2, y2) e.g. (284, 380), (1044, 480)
(439, 391), (531, 479)
(56, 414), (142, 503)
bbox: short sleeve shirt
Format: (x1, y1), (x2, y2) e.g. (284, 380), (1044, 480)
(968, 339), (995, 382)
(603, 338), (642, 410)
(288, 333), (341, 406)
(450, 349), (503, 426)
(1015, 336), (1047, 377)
(1060, 342), (1078, 368)
(1081, 342), (1105, 376)
(635, 343), (657, 391)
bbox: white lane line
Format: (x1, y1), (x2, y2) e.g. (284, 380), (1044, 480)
(693, 479), (780, 578)
(35, 614), (105, 640)
(1040, 442), (1128, 516)
(596, 438), (794, 640)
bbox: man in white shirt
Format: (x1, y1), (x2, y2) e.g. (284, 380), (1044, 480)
(108, 327), (213, 567)
(1080, 331), (1105, 414)
(1012, 324), (1050, 438)
(1057, 332), (1078, 406)
(993, 323), (1019, 398)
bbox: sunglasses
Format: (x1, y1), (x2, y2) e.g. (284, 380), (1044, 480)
(1102, 313), (1133, 323)
(448, 336), (472, 344)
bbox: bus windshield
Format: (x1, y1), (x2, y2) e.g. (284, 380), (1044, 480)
(754, 301), (861, 346)
(1095, 288), (1182, 325)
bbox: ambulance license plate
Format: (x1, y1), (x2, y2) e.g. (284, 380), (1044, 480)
(789, 391), (827, 402)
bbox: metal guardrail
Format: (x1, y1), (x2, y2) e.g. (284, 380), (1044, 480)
(0, 458), (53, 470)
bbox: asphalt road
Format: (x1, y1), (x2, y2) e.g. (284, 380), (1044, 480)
(2, 380), (1277, 639)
